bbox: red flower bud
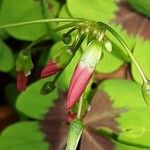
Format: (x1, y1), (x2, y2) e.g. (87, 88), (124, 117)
(16, 71), (28, 92)
(41, 47), (73, 78)
(41, 60), (61, 78)
(66, 40), (103, 109)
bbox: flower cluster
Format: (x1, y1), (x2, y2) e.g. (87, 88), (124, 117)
(15, 21), (113, 110)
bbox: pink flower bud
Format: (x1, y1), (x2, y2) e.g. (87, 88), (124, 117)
(41, 60), (61, 78)
(16, 71), (28, 92)
(66, 40), (103, 109)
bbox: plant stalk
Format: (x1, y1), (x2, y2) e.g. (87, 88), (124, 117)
(0, 18), (84, 30)
(98, 22), (148, 84)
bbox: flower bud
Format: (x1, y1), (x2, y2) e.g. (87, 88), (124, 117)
(103, 37), (112, 52)
(66, 119), (85, 150)
(40, 81), (56, 95)
(16, 50), (33, 91)
(16, 50), (33, 75)
(66, 40), (103, 109)
(142, 82), (150, 108)
(62, 33), (72, 44)
(16, 71), (27, 92)
(41, 47), (73, 78)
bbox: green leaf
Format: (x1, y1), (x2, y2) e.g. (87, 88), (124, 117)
(95, 50), (123, 73)
(99, 79), (150, 148)
(66, 119), (85, 150)
(114, 140), (149, 150)
(0, 0), (59, 41)
(99, 79), (146, 108)
(16, 77), (58, 120)
(0, 121), (49, 150)
(128, 0), (150, 17)
(67, 0), (118, 22)
(59, 5), (71, 18)
(0, 40), (14, 72)
(131, 39), (150, 84)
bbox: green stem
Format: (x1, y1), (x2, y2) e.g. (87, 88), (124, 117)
(0, 18), (84, 30)
(98, 22), (148, 84)
(24, 22), (78, 53)
(77, 95), (84, 119)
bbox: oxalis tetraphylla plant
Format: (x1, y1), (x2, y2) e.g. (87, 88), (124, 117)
(1, 18), (150, 149)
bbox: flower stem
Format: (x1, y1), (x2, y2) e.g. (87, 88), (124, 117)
(77, 95), (84, 119)
(24, 22), (78, 53)
(0, 18), (84, 30)
(98, 22), (148, 84)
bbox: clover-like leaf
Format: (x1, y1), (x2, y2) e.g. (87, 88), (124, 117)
(0, 0), (60, 41)
(81, 128), (115, 150)
(84, 91), (125, 131)
(99, 79), (150, 148)
(0, 121), (49, 150)
(16, 77), (58, 120)
(131, 39), (150, 84)
(41, 93), (68, 150)
(0, 40), (14, 72)
(67, 0), (118, 22)
(81, 90), (125, 150)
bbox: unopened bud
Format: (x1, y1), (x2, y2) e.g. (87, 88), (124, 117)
(103, 37), (112, 52)
(16, 50), (33, 74)
(62, 33), (72, 44)
(40, 81), (56, 95)
(41, 47), (73, 78)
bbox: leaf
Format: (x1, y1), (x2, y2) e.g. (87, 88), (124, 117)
(114, 140), (149, 150)
(0, 121), (49, 150)
(67, 0), (118, 22)
(84, 91), (125, 131)
(80, 90), (125, 150)
(16, 77), (58, 120)
(95, 50), (124, 73)
(99, 79), (146, 108)
(0, 40), (14, 72)
(131, 39), (150, 84)
(81, 128), (115, 150)
(99, 79), (150, 148)
(0, 0), (59, 41)
(41, 93), (68, 150)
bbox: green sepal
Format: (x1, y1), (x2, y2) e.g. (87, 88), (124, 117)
(55, 47), (73, 68)
(81, 40), (103, 69)
(16, 50), (33, 74)
(142, 81), (150, 108)
(66, 119), (85, 150)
